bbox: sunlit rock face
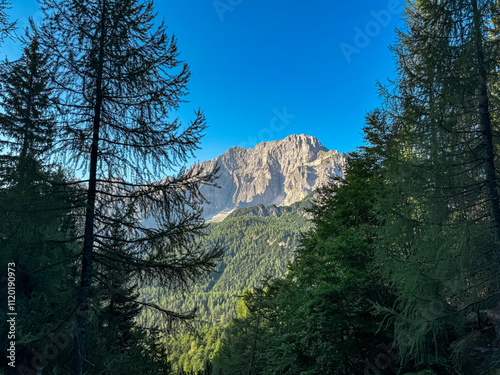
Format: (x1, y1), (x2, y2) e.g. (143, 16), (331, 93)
(191, 134), (347, 220)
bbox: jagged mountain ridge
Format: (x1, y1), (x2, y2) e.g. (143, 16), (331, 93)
(193, 134), (347, 219)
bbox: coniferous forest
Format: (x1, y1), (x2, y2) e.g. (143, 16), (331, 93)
(2, 0), (500, 374)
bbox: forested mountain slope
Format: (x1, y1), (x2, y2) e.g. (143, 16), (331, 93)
(139, 197), (312, 327)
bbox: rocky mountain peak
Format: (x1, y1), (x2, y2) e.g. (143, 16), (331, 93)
(254, 133), (326, 150)
(193, 135), (347, 220)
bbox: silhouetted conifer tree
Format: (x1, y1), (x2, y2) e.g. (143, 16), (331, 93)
(36, 0), (221, 373)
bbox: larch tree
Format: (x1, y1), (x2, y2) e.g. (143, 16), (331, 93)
(36, 0), (221, 373)
(371, 0), (500, 372)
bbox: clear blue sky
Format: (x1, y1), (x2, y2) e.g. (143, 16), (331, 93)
(6, 0), (405, 164)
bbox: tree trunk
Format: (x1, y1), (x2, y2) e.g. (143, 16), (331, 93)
(471, 0), (500, 260)
(19, 67), (34, 182)
(248, 313), (261, 375)
(70, 1), (106, 374)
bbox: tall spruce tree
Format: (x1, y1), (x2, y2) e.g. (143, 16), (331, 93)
(260, 152), (395, 375)
(214, 151), (397, 375)
(36, 0), (222, 374)
(0, 32), (79, 374)
(371, 0), (500, 372)
(0, 30), (55, 185)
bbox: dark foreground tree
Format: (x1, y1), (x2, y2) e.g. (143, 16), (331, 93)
(214, 151), (397, 375)
(0, 32), (79, 374)
(370, 0), (500, 372)
(37, 0), (221, 373)
(0, 30), (55, 185)
(259, 152), (395, 375)
(84, 216), (172, 373)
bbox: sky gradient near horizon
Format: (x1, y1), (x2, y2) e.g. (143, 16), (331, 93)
(5, 0), (405, 164)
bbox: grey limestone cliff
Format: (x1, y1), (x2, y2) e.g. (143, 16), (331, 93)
(192, 134), (347, 220)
